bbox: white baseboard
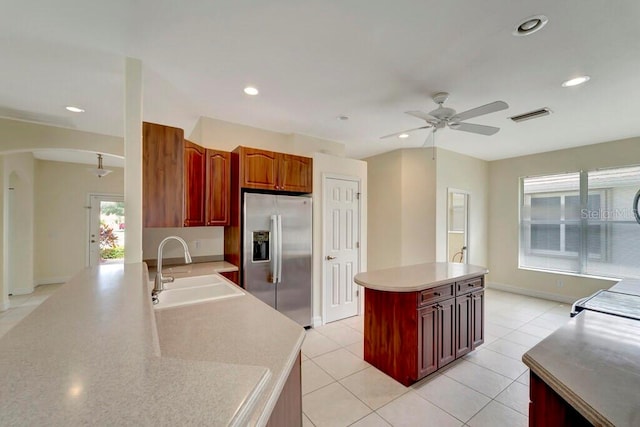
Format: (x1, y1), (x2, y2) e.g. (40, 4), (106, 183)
(486, 282), (576, 304)
(10, 287), (34, 296)
(35, 277), (70, 286)
(0, 300), (10, 311)
(312, 316), (323, 328)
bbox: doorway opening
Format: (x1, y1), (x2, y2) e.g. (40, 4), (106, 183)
(447, 189), (469, 263)
(88, 194), (125, 267)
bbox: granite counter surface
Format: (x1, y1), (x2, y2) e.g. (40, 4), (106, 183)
(523, 279), (640, 427)
(354, 262), (488, 292)
(0, 262), (304, 426)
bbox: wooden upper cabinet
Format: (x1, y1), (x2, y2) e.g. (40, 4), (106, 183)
(279, 154), (312, 193)
(205, 149), (231, 226)
(239, 147), (279, 190)
(183, 140), (206, 227)
(143, 122), (184, 227)
(235, 146), (313, 193)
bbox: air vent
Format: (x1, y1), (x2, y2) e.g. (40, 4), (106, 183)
(509, 108), (551, 123)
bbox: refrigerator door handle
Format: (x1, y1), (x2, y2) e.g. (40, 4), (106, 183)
(277, 214), (283, 283)
(270, 215), (278, 284)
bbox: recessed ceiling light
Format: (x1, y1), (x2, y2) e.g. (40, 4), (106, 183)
(398, 133), (410, 139)
(513, 15), (548, 36)
(65, 106), (85, 113)
(244, 86), (259, 95)
(562, 76), (590, 87)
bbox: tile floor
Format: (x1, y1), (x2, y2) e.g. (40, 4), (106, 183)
(302, 289), (571, 427)
(0, 285), (570, 426)
(0, 283), (63, 339)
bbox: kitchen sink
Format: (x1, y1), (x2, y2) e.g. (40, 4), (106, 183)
(163, 274), (226, 290)
(153, 275), (244, 310)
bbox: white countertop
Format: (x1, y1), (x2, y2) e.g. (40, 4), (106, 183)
(0, 262), (304, 426)
(523, 279), (640, 427)
(354, 262), (488, 292)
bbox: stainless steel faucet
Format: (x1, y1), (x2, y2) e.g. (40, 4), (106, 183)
(152, 236), (193, 304)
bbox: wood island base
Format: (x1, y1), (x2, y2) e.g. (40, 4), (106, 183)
(360, 269), (486, 386)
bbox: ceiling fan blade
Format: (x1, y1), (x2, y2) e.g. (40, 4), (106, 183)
(405, 110), (438, 122)
(380, 125), (431, 139)
(454, 101), (508, 121)
(450, 122), (500, 135)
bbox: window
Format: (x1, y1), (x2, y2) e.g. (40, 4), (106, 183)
(519, 166), (640, 278)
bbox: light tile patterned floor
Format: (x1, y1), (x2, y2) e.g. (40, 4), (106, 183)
(0, 285), (571, 426)
(302, 289), (571, 427)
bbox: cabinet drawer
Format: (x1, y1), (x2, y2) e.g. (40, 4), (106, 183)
(456, 277), (484, 295)
(418, 283), (454, 306)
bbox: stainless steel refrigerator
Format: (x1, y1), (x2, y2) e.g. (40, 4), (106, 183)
(243, 192), (312, 327)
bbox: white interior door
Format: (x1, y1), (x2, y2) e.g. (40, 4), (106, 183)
(324, 176), (361, 323)
(88, 194), (125, 267)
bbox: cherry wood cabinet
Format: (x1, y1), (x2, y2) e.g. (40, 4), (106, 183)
(266, 352), (302, 427)
(183, 143), (231, 227)
(234, 146), (312, 193)
(205, 149), (231, 226)
(455, 280), (485, 358)
(364, 274), (485, 386)
(143, 122), (230, 228)
(418, 297), (455, 378)
(224, 146), (312, 284)
(529, 372), (590, 427)
(143, 122), (185, 227)
(183, 140), (206, 227)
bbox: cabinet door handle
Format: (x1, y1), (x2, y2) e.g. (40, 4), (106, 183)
(433, 292), (441, 296)
(468, 283), (474, 287)
(326, 255), (337, 260)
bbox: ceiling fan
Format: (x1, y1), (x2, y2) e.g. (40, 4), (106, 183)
(381, 92), (509, 140)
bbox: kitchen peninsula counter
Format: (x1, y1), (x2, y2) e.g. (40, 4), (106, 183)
(355, 262), (488, 386)
(0, 262), (304, 426)
(523, 278), (640, 427)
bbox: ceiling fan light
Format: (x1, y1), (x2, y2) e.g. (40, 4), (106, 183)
(88, 154), (112, 178)
(398, 133), (409, 139)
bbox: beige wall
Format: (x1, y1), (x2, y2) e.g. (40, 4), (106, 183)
(4, 153), (35, 297)
(365, 149), (403, 269)
(365, 148), (438, 270)
(312, 152), (367, 325)
(142, 227), (224, 261)
(34, 160), (124, 284)
(487, 137), (640, 301)
(0, 118), (123, 157)
(436, 148), (489, 267)
(189, 116), (345, 156)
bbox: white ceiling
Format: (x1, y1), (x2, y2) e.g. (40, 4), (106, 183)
(2, 0), (639, 161)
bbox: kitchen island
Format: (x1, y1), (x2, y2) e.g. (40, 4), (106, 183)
(354, 262), (488, 386)
(523, 279), (640, 427)
(0, 262), (304, 426)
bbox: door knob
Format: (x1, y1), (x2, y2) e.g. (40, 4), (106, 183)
(90, 240), (97, 243)
(326, 255), (336, 260)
